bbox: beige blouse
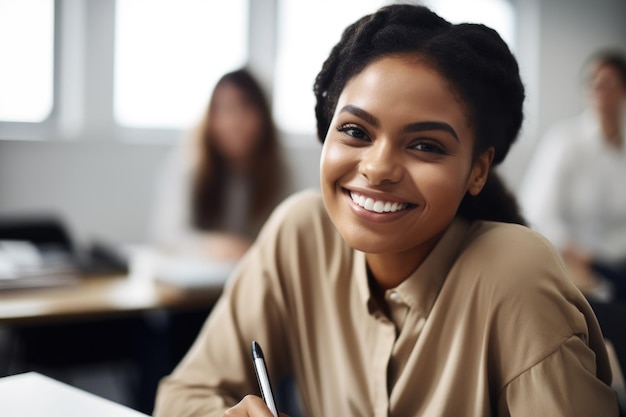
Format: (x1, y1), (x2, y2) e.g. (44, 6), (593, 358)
(154, 190), (618, 417)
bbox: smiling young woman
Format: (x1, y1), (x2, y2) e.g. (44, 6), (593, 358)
(155, 5), (619, 417)
(320, 56), (493, 289)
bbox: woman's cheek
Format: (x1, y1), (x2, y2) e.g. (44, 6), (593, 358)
(321, 141), (358, 181)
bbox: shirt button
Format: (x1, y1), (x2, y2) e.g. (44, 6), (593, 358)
(388, 291), (400, 302)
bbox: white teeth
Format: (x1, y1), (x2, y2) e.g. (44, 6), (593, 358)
(349, 191), (408, 213)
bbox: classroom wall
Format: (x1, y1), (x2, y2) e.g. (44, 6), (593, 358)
(0, 0), (624, 245)
(0, 140), (321, 245)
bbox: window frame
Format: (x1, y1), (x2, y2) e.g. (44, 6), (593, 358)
(0, 0), (263, 144)
(0, 0), (519, 148)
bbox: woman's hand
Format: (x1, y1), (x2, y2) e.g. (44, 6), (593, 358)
(201, 232), (252, 261)
(562, 243), (599, 294)
(223, 395), (290, 417)
(562, 244), (594, 268)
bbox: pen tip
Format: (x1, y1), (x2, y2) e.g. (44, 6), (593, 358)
(251, 340), (264, 359)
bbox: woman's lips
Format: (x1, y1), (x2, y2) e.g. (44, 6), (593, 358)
(348, 190), (410, 213)
(343, 189), (416, 222)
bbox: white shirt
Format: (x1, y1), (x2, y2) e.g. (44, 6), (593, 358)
(149, 140), (251, 256)
(520, 110), (626, 263)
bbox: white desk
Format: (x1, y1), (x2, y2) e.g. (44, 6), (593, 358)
(0, 372), (149, 417)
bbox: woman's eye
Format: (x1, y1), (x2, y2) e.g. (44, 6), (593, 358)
(411, 141), (447, 154)
(337, 124), (369, 141)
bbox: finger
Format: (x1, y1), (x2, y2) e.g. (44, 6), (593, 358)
(224, 395), (279, 417)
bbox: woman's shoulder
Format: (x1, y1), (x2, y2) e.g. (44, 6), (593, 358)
(456, 220), (603, 385)
(458, 219), (588, 327)
(265, 189), (327, 226)
(250, 190), (352, 286)
(465, 220), (559, 261)
(277, 188), (325, 209)
(459, 220), (577, 297)
(257, 189), (341, 248)
(462, 219), (545, 249)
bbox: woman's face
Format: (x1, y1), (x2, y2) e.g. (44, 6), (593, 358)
(587, 62), (626, 114)
(211, 82), (264, 163)
(320, 56), (492, 257)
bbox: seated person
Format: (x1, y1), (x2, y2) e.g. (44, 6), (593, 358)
(520, 50), (626, 302)
(150, 68), (289, 263)
(146, 69), (291, 404)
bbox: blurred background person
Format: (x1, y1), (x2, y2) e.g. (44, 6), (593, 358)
(150, 68), (289, 263)
(520, 49), (626, 302)
(143, 68), (291, 409)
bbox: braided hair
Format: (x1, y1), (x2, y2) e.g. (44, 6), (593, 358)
(313, 4), (526, 225)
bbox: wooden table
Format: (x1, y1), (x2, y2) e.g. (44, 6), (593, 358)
(0, 258), (230, 414)
(0, 273), (223, 325)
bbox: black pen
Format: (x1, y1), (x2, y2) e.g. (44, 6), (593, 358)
(251, 341), (279, 417)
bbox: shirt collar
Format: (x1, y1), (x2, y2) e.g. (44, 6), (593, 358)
(396, 218), (470, 316)
(354, 217), (471, 316)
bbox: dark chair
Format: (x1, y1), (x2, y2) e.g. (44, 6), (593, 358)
(0, 214), (128, 275)
(0, 215), (74, 253)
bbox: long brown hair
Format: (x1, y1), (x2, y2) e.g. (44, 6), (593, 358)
(191, 69), (284, 235)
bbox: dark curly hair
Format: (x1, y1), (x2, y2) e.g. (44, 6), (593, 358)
(313, 4), (526, 225)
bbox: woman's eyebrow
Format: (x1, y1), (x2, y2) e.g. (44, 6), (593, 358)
(338, 105), (379, 127)
(404, 121), (459, 142)
(339, 105), (459, 142)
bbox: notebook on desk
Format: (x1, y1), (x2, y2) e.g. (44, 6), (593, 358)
(155, 256), (236, 291)
(0, 240), (80, 291)
(0, 372), (148, 417)
(128, 246), (236, 291)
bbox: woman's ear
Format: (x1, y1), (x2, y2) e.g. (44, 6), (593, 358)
(468, 147), (495, 196)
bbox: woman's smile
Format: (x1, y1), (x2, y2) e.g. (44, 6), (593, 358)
(343, 188), (416, 223)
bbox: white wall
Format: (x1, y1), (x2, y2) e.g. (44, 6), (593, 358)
(0, 140), (321, 245)
(0, 0), (624, 245)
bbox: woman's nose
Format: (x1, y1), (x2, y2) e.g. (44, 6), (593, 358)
(358, 141), (403, 185)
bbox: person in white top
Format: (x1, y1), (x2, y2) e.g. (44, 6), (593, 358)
(150, 69), (289, 261)
(520, 50), (626, 301)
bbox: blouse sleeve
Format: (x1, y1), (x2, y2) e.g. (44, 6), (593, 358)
(153, 198), (296, 417)
(498, 335), (619, 416)
(482, 225), (620, 416)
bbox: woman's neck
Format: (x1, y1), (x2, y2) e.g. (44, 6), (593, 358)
(365, 240), (438, 291)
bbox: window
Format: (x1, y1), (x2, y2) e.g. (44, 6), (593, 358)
(0, 0), (54, 123)
(114, 0), (249, 129)
(424, 0), (515, 49)
(273, 0), (516, 137)
(273, 0), (386, 136)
